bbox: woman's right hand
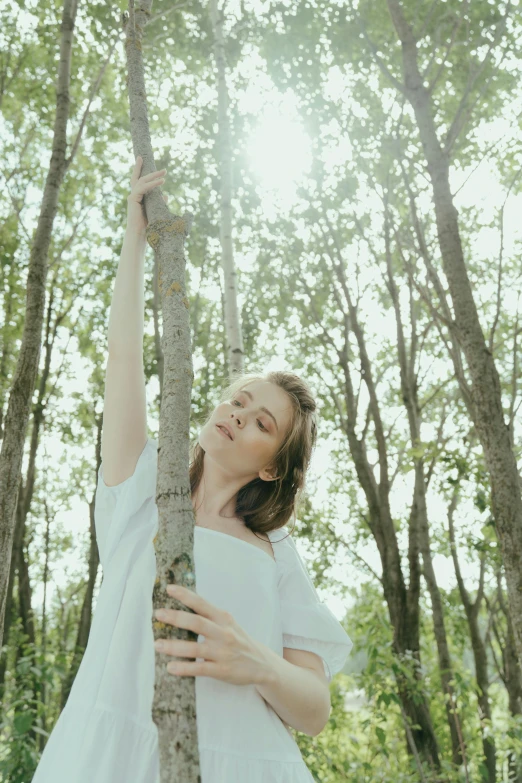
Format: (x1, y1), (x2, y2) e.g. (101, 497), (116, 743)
(127, 155), (167, 235)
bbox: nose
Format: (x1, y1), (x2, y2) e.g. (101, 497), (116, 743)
(230, 410), (244, 427)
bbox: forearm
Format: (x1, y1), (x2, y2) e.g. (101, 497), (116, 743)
(107, 226), (147, 356)
(255, 645), (331, 737)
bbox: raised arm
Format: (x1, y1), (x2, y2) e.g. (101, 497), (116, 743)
(101, 157), (166, 487)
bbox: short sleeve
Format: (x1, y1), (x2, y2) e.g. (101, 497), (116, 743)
(270, 527), (353, 682)
(94, 437), (158, 569)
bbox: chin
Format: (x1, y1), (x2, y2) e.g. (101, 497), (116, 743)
(198, 424), (224, 456)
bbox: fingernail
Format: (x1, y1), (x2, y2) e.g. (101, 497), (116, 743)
(154, 640), (165, 651)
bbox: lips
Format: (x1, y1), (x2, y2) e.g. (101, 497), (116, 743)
(216, 423), (234, 440)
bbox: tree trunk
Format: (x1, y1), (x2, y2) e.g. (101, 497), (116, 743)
(123, 3), (198, 780)
(0, 0), (79, 649)
(152, 252), (164, 399)
(448, 497), (496, 782)
(384, 207), (465, 767)
(336, 336), (441, 771)
(0, 492), (22, 707)
(493, 574), (522, 782)
(60, 419), (103, 712)
(505, 612), (522, 783)
(315, 227), (442, 770)
(209, 0), (244, 376)
(8, 275), (67, 740)
(386, 0), (522, 673)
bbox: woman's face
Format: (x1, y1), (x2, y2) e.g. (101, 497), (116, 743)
(198, 380), (294, 482)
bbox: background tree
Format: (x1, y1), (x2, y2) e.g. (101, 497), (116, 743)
(1, 1), (522, 781)
(209, 0), (245, 375)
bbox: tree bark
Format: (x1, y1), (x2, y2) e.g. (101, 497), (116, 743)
(504, 611), (522, 783)
(313, 230), (442, 770)
(123, 3), (199, 780)
(448, 493), (496, 782)
(60, 419), (103, 712)
(385, 0), (522, 673)
(0, 0), (79, 649)
(209, 0), (244, 376)
(384, 205), (465, 768)
(491, 574), (522, 783)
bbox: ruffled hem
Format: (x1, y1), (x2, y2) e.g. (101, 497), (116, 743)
(32, 701), (158, 783)
(199, 745), (315, 782)
(33, 701), (315, 783)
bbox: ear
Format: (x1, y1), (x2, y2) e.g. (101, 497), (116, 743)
(258, 465), (279, 482)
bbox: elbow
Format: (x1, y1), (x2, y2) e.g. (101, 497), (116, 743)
(310, 717), (329, 738)
(310, 696), (332, 738)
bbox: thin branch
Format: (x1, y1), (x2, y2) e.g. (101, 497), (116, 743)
(66, 35), (119, 168)
(149, 1), (190, 26)
(444, 2), (512, 154)
(508, 292), (521, 444)
(424, 2), (470, 95)
(489, 168), (522, 352)
(453, 112), (522, 198)
(325, 522), (383, 585)
(352, 7), (406, 95)
(425, 403), (449, 487)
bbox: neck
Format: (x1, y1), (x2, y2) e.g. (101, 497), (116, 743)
(192, 453), (257, 522)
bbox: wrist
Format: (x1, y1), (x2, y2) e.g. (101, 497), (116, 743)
(125, 222), (147, 243)
(254, 644), (281, 689)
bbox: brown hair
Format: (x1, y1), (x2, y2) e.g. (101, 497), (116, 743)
(190, 371), (317, 539)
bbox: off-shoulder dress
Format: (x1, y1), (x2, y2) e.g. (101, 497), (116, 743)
(32, 437), (352, 783)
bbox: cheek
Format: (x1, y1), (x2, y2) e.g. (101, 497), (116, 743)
(244, 432), (277, 461)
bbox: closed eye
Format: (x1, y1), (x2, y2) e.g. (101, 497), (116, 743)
(232, 399), (268, 432)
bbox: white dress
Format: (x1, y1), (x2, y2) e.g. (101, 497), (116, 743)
(33, 437), (352, 783)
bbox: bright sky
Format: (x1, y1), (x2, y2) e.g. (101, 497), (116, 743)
(7, 4), (522, 637)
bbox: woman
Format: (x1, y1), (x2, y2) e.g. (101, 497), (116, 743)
(32, 157), (352, 783)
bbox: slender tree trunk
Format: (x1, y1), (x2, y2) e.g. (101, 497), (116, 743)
(492, 575), (522, 782)
(0, 495), (21, 707)
(0, 255), (17, 439)
(336, 336), (441, 771)
(505, 614), (522, 783)
(384, 207), (465, 767)
(38, 481), (53, 750)
(315, 227), (442, 771)
(6, 278), (65, 740)
(152, 252), (164, 399)
(385, 0), (522, 672)
(0, 0), (79, 648)
(448, 497), (496, 782)
(60, 419), (103, 712)
(123, 3), (198, 780)
(209, 0), (244, 376)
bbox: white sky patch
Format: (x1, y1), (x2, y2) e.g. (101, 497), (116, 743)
(246, 105), (313, 214)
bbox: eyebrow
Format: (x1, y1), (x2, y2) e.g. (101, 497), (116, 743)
(239, 389), (279, 431)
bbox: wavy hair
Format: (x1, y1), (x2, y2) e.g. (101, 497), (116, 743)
(190, 371), (317, 540)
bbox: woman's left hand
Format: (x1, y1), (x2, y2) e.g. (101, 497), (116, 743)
(153, 585), (272, 687)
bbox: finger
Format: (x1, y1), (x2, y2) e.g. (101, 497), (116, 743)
(130, 155), (143, 187)
(133, 178), (165, 197)
(155, 638), (210, 660)
(163, 194), (168, 203)
(143, 176), (165, 189)
(157, 607), (218, 639)
(139, 168), (167, 183)
(166, 585), (228, 624)
(167, 660), (217, 678)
